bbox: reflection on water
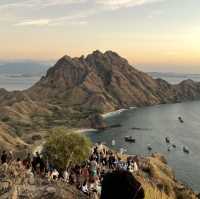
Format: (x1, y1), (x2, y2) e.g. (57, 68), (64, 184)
(87, 101), (200, 192)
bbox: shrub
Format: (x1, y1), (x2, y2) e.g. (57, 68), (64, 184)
(1, 116), (10, 122)
(43, 128), (92, 170)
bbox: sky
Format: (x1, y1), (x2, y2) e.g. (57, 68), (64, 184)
(0, 0), (200, 73)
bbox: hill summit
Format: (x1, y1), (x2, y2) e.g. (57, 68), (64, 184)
(28, 50), (200, 112)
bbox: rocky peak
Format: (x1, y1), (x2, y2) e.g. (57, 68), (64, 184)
(27, 50), (200, 112)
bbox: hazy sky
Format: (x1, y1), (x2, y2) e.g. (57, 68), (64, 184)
(0, 0), (200, 73)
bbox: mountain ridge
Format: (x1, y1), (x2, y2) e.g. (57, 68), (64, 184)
(27, 50), (200, 112)
(1, 50), (200, 150)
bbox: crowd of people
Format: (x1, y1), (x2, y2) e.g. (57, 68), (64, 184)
(0, 144), (145, 199)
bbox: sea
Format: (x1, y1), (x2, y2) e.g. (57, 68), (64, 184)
(86, 73), (200, 192)
(0, 61), (51, 91)
(1, 67), (200, 192)
(0, 74), (42, 91)
(87, 101), (200, 192)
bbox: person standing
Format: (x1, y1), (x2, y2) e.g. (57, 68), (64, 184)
(1, 151), (7, 164)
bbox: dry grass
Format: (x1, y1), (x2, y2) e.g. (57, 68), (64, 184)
(142, 181), (173, 199)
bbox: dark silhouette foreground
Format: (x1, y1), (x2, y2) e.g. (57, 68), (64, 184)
(101, 170), (145, 199)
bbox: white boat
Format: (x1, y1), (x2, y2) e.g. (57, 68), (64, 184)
(112, 140), (116, 146)
(183, 146), (189, 154)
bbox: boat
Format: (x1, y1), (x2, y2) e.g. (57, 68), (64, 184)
(109, 124), (122, 129)
(111, 140), (116, 146)
(178, 116), (184, 123)
(124, 136), (136, 143)
(147, 144), (152, 151)
(172, 144), (176, 148)
(183, 146), (189, 154)
(165, 137), (170, 144)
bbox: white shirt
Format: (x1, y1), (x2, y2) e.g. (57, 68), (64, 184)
(133, 162), (139, 172)
(63, 170), (69, 181)
(52, 170), (59, 178)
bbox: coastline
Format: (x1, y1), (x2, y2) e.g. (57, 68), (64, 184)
(101, 107), (136, 119)
(75, 128), (98, 133)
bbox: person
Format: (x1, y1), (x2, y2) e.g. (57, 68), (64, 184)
(128, 164), (134, 173)
(90, 189), (99, 199)
(90, 158), (98, 177)
(1, 151), (7, 164)
(69, 170), (76, 184)
(23, 153), (31, 169)
(51, 168), (59, 180)
(93, 146), (98, 155)
(63, 168), (69, 183)
(133, 161), (139, 173)
(81, 165), (90, 183)
(7, 151), (13, 163)
(32, 152), (41, 171)
(100, 170), (145, 199)
(16, 158), (23, 169)
(81, 180), (89, 195)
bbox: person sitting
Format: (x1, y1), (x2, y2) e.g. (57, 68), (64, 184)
(51, 168), (59, 180)
(100, 170), (145, 199)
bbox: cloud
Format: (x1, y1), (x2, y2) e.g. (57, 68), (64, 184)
(39, 0), (87, 7)
(1, 0), (91, 27)
(15, 19), (50, 26)
(15, 18), (89, 27)
(14, 12), (90, 27)
(96, 0), (165, 10)
(2, 0), (166, 27)
(0, 0), (87, 9)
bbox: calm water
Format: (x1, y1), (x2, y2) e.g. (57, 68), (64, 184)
(0, 74), (41, 91)
(1, 69), (200, 191)
(87, 101), (200, 192)
(149, 72), (200, 84)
